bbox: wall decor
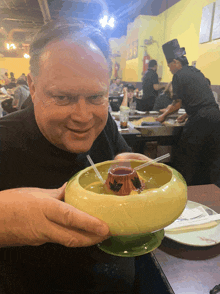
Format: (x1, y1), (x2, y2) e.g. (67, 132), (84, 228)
(199, 2), (215, 43)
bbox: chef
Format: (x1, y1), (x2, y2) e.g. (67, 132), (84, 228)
(156, 39), (220, 187)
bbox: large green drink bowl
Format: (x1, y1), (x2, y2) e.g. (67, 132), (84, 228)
(65, 160), (187, 256)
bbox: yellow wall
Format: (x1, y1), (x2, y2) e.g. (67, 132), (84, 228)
(0, 57), (30, 78)
(112, 0), (219, 84)
(162, 0), (217, 83)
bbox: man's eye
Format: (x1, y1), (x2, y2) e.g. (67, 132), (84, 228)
(53, 96), (71, 105)
(88, 95), (106, 105)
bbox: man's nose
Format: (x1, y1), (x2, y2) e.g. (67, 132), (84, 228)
(70, 97), (93, 122)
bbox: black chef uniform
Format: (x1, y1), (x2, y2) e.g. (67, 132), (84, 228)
(163, 39), (220, 188)
(141, 69), (159, 111)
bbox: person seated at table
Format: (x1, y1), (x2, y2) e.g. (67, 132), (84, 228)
(109, 78), (123, 96)
(121, 83), (138, 107)
(18, 72), (28, 82)
(0, 19), (151, 294)
(12, 78), (30, 110)
(3, 72), (10, 86)
(152, 82), (173, 112)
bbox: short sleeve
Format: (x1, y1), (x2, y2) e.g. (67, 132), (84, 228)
(151, 72), (159, 85)
(172, 74), (184, 101)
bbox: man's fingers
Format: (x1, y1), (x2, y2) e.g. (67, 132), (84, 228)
(52, 182), (67, 200)
(44, 221), (109, 247)
(44, 199), (109, 237)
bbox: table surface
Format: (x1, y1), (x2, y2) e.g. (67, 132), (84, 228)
(154, 184), (220, 294)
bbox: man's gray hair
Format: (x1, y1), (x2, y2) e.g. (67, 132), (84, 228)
(29, 19), (112, 77)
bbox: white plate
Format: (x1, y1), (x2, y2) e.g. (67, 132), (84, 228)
(165, 201), (220, 247)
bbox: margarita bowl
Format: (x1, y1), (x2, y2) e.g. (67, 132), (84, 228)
(65, 160), (187, 256)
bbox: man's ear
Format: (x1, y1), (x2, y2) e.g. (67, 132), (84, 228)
(27, 73), (36, 102)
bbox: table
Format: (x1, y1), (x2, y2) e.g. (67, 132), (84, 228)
(112, 112), (184, 155)
(153, 184), (220, 294)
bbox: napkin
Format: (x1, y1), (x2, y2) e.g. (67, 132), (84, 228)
(165, 206), (219, 233)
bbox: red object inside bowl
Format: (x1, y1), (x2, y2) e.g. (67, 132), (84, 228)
(105, 166), (143, 196)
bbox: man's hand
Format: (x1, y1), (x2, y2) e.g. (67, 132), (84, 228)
(0, 185), (109, 248)
(159, 108), (167, 113)
(115, 152), (151, 161)
(156, 115), (166, 123)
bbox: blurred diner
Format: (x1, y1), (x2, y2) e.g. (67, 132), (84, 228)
(109, 77), (123, 96)
(3, 72), (10, 86)
(12, 78), (30, 110)
(121, 84), (138, 107)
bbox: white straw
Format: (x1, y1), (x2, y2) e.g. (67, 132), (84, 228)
(134, 153), (170, 171)
(86, 155), (105, 184)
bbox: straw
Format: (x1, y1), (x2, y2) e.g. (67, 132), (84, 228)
(134, 153), (170, 171)
(86, 155), (105, 184)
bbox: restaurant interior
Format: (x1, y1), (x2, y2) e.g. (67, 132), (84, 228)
(0, 0), (220, 294)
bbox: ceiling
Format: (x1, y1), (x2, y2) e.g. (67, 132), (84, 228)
(0, 0), (180, 57)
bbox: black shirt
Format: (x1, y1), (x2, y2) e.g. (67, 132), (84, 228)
(0, 105), (133, 292)
(142, 69), (159, 99)
(153, 92), (173, 111)
(172, 66), (218, 116)
(0, 105), (131, 191)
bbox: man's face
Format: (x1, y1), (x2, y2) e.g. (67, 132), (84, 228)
(28, 40), (109, 154)
(168, 59), (182, 75)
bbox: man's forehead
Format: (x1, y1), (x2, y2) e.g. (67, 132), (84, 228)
(38, 40), (109, 80)
(40, 39), (106, 63)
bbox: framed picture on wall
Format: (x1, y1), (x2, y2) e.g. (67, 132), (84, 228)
(212, 0), (220, 40)
(199, 2), (215, 43)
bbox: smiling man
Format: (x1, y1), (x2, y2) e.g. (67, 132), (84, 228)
(29, 39), (110, 154)
(0, 21), (150, 294)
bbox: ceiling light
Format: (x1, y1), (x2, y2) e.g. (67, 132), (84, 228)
(99, 15), (115, 29)
(24, 53), (30, 59)
(100, 15), (108, 28)
(6, 43), (16, 50)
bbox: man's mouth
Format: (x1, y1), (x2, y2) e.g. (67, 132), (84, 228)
(67, 127), (92, 133)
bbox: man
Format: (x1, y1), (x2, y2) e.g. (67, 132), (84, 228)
(141, 60), (165, 111)
(156, 39), (220, 187)
(3, 72), (10, 86)
(0, 21), (150, 293)
(12, 78), (30, 110)
(18, 72), (27, 82)
(109, 77), (123, 96)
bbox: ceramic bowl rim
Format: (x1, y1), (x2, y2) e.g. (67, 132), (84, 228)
(66, 160), (176, 199)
